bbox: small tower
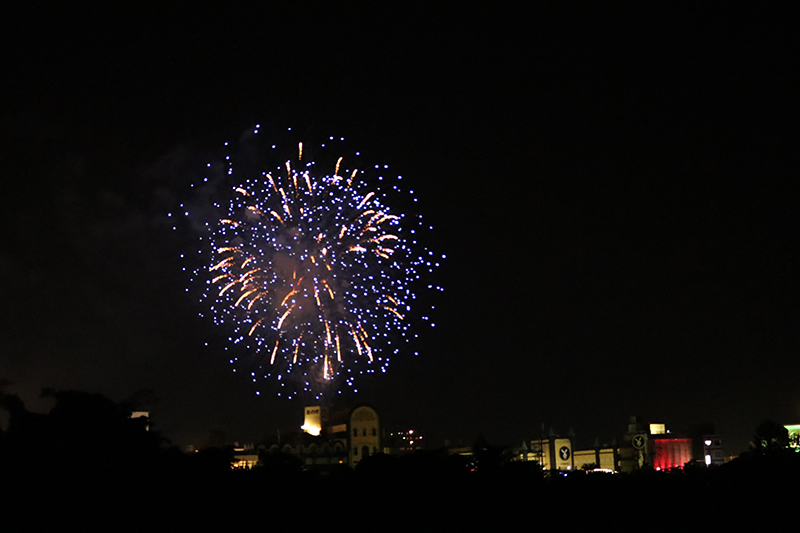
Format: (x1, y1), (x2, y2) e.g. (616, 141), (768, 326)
(301, 406), (328, 436)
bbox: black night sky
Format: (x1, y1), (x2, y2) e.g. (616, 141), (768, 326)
(1, 4), (798, 455)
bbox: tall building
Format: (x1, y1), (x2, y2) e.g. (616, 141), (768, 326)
(651, 436), (692, 470)
(619, 416), (653, 472)
(301, 406), (328, 436)
(527, 436), (575, 471)
(700, 435), (725, 466)
(348, 405), (380, 467)
(295, 404), (380, 468)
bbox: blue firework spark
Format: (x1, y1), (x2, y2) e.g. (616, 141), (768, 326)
(182, 129), (441, 398)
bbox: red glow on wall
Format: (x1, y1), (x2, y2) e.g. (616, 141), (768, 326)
(653, 438), (692, 470)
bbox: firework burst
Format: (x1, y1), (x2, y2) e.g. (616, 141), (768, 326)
(179, 128), (441, 398)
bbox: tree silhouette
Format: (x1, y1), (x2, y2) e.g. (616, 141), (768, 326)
(751, 420), (790, 454)
(0, 388), (165, 477)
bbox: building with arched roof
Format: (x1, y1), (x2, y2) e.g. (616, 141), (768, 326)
(293, 404), (381, 468)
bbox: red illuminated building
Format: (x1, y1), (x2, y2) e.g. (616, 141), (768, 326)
(652, 437), (692, 470)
